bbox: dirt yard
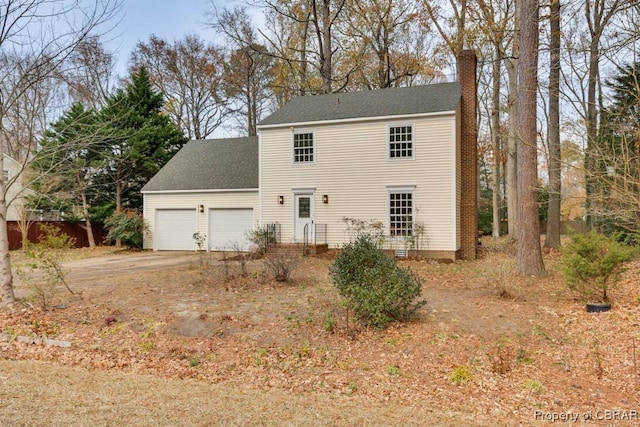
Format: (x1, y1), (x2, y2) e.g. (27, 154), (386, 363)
(1, 240), (639, 426)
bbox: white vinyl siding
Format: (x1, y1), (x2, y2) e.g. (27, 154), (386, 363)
(260, 113), (457, 251)
(143, 191), (258, 250)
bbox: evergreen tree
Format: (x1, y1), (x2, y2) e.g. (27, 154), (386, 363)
(593, 62), (640, 234)
(32, 102), (105, 247)
(98, 66), (187, 212)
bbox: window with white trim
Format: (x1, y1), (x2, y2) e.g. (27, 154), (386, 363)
(389, 191), (413, 237)
(389, 125), (413, 159)
(293, 132), (314, 163)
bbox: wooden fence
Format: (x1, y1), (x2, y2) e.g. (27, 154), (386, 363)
(6, 221), (108, 250)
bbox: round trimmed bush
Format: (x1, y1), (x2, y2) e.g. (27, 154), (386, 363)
(329, 235), (426, 329)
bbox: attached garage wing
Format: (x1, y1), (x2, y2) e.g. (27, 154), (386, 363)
(154, 209), (197, 251)
(208, 208), (254, 251)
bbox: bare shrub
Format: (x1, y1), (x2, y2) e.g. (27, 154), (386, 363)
(193, 251), (216, 286)
(264, 249), (300, 282)
(18, 224), (76, 310)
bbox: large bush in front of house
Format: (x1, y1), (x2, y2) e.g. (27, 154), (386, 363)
(329, 235), (426, 329)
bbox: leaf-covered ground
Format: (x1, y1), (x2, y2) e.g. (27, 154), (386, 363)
(1, 240), (639, 426)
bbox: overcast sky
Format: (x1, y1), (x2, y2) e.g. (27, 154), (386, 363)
(107, 0), (225, 74)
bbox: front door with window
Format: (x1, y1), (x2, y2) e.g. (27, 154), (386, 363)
(294, 194), (314, 242)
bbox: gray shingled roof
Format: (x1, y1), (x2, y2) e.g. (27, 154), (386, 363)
(258, 82), (461, 127)
(142, 137), (258, 192)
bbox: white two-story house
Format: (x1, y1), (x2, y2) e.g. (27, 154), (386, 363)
(142, 50), (478, 260)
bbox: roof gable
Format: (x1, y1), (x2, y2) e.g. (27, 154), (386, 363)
(142, 137), (258, 192)
(258, 82), (461, 127)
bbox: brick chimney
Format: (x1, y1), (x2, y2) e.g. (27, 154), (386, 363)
(458, 49), (478, 260)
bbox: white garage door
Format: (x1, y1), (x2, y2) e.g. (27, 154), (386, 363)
(154, 209), (197, 251)
(208, 208), (254, 251)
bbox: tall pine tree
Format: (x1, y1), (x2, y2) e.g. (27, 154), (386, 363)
(98, 67), (187, 213)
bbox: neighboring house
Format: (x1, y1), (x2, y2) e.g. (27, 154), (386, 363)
(142, 51), (478, 260)
(3, 154), (33, 221)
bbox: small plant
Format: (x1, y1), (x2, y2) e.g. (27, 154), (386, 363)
(323, 310), (337, 333)
(561, 230), (637, 304)
(247, 225), (278, 255)
(192, 232), (207, 251)
(189, 356), (201, 367)
(329, 234), (426, 329)
(230, 241), (250, 276)
(342, 217), (385, 245)
(264, 248), (300, 282)
(252, 347), (269, 366)
(449, 365), (473, 384)
(386, 364), (400, 375)
(522, 379), (545, 394)
(104, 209), (147, 249)
(138, 341), (154, 353)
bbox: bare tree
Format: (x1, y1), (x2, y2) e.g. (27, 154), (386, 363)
(131, 34), (227, 140)
(516, 0), (545, 276)
(471, 0), (517, 238)
(64, 36), (116, 109)
(545, 0), (561, 248)
(340, 0), (432, 89)
(0, 0), (121, 306)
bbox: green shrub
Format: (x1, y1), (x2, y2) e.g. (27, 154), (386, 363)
(561, 230), (637, 303)
(104, 209), (146, 249)
(329, 235), (426, 329)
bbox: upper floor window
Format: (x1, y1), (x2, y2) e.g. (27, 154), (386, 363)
(389, 125), (413, 159)
(293, 132), (314, 163)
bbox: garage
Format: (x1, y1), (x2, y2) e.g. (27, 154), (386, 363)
(208, 208), (254, 251)
(154, 209), (197, 250)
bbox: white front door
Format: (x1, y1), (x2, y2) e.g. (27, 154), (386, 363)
(294, 193), (314, 242)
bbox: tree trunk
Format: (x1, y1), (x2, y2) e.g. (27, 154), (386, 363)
(81, 191), (96, 248)
(115, 180), (123, 247)
(0, 117), (15, 306)
(491, 47), (502, 238)
(516, 0), (546, 276)
(545, 0), (561, 248)
(506, 57), (518, 238)
(0, 191), (15, 305)
(320, 0), (333, 93)
(505, 0), (520, 238)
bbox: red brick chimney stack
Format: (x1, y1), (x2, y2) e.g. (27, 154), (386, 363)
(458, 49), (478, 260)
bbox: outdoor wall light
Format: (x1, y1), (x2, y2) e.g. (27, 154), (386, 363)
(322, 194), (329, 204)
(198, 204), (204, 213)
(278, 195), (284, 205)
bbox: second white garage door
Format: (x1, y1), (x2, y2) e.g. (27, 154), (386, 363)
(154, 209), (197, 250)
(208, 208), (254, 251)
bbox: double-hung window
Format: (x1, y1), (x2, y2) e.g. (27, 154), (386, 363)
(389, 125), (413, 159)
(389, 191), (414, 237)
(293, 132), (314, 163)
